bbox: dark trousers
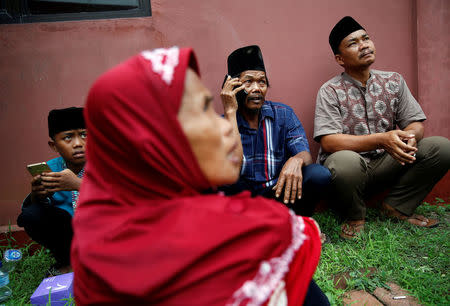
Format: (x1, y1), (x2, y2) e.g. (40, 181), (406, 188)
(261, 164), (331, 217)
(221, 163), (331, 217)
(304, 279), (330, 305)
(324, 136), (450, 220)
(17, 200), (73, 266)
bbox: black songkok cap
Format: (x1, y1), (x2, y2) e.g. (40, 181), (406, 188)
(329, 16), (365, 55)
(48, 107), (85, 138)
(226, 45), (269, 86)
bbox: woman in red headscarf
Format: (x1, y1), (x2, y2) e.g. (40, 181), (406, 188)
(71, 47), (327, 305)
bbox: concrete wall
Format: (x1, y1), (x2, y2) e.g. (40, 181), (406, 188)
(0, 0), (448, 225)
(415, 0), (450, 201)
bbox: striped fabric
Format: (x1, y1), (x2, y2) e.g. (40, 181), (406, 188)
(236, 101), (309, 193)
(61, 159), (85, 210)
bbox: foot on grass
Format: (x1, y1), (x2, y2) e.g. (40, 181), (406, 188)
(339, 220), (365, 240)
(320, 232), (329, 244)
(381, 203), (439, 228)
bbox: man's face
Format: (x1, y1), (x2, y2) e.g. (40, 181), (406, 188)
(335, 29), (376, 69)
(49, 129), (87, 167)
(239, 70), (268, 112)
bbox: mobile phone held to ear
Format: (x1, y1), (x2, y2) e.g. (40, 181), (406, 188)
(234, 87), (248, 105)
(27, 162), (52, 177)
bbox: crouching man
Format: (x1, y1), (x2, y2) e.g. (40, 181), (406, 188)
(18, 107), (86, 273)
(314, 17), (450, 239)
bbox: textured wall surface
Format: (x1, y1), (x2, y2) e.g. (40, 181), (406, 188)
(417, 0), (449, 137)
(0, 0), (447, 225)
(415, 0), (450, 201)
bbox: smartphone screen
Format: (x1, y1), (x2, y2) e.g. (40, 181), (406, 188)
(27, 162), (52, 177)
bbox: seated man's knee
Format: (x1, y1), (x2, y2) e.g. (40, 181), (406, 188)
(418, 136), (450, 167)
(303, 164), (331, 187)
(324, 150), (366, 180)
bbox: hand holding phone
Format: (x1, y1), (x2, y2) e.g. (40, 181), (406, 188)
(220, 75), (245, 112)
(27, 162), (53, 202)
(41, 169), (81, 192)
(27, 162), (52, 177)
(235, 87), (248, 104)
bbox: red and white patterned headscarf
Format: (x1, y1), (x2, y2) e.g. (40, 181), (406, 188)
(71, 47), (321, 305)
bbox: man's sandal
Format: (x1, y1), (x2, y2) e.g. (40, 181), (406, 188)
(381, 203), (439, 228)
(339, 220), (365, 240)
(320, 233), (330, 244)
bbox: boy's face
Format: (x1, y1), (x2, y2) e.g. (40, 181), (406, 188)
(48, 129), (87, 167)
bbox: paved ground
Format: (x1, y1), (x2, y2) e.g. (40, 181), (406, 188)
(334, 268), (422, 306)
(334, 268), (420, 306)
(342, 283), (421, 305)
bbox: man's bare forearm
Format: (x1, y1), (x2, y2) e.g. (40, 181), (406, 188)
(320, 121), (425, 154)
(293, 151), (313, 166)
(403, 122), (424, 142)
(320, 133), (383, 153)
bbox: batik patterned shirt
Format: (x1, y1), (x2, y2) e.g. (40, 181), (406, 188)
(314, 70), (426, 164)
(236, 100), (309, 192)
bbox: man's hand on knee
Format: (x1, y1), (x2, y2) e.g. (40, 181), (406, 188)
(380, 130), (417, 165)
(273, 156), (304, 204)
(404, 137), (417, 152)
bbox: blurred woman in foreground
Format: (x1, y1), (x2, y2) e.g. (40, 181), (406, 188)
(71, 47), (327, 305)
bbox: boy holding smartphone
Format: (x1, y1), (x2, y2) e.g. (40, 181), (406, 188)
(17, 107), (86, 274)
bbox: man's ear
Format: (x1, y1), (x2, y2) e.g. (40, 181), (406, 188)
(335, 54), (345, 67)
(48, 139), (58, 153)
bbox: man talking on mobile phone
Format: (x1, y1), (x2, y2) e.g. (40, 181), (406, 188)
(219, 45), (331, 217)
(17, 107), (86, 275)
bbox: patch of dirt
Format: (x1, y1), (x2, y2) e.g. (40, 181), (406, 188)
(342, 290), (382, 306)
(373, 282), (421, 306)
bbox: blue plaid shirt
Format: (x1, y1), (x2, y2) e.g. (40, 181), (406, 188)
(229, 100), (309, 194)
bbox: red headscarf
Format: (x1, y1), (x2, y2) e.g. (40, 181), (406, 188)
(71, 47), (321, 305)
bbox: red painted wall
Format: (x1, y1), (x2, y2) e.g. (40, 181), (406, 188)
(415, 0), (450, 201)
(0, 0), (448, 225)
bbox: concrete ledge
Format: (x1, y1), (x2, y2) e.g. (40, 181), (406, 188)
(0, 226), (43, 255)
(0, 224), (22, 233)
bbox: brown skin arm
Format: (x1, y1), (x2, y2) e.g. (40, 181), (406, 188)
(403, 122), (424, 153)
(273, 151), (313, 204)
(40, 169), (82, 192)
(221, 76), (244, 168)
(320, 122), (424, 165)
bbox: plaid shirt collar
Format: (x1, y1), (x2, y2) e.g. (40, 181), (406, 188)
(237, 101), (274, 130)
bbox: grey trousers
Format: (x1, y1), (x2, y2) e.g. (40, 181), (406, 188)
(324, 136), (450, 220)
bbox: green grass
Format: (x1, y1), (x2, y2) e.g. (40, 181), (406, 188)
(0, 245), (55, 305)
(1, 199), (448, 305)
(313, 199), (449, 305)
